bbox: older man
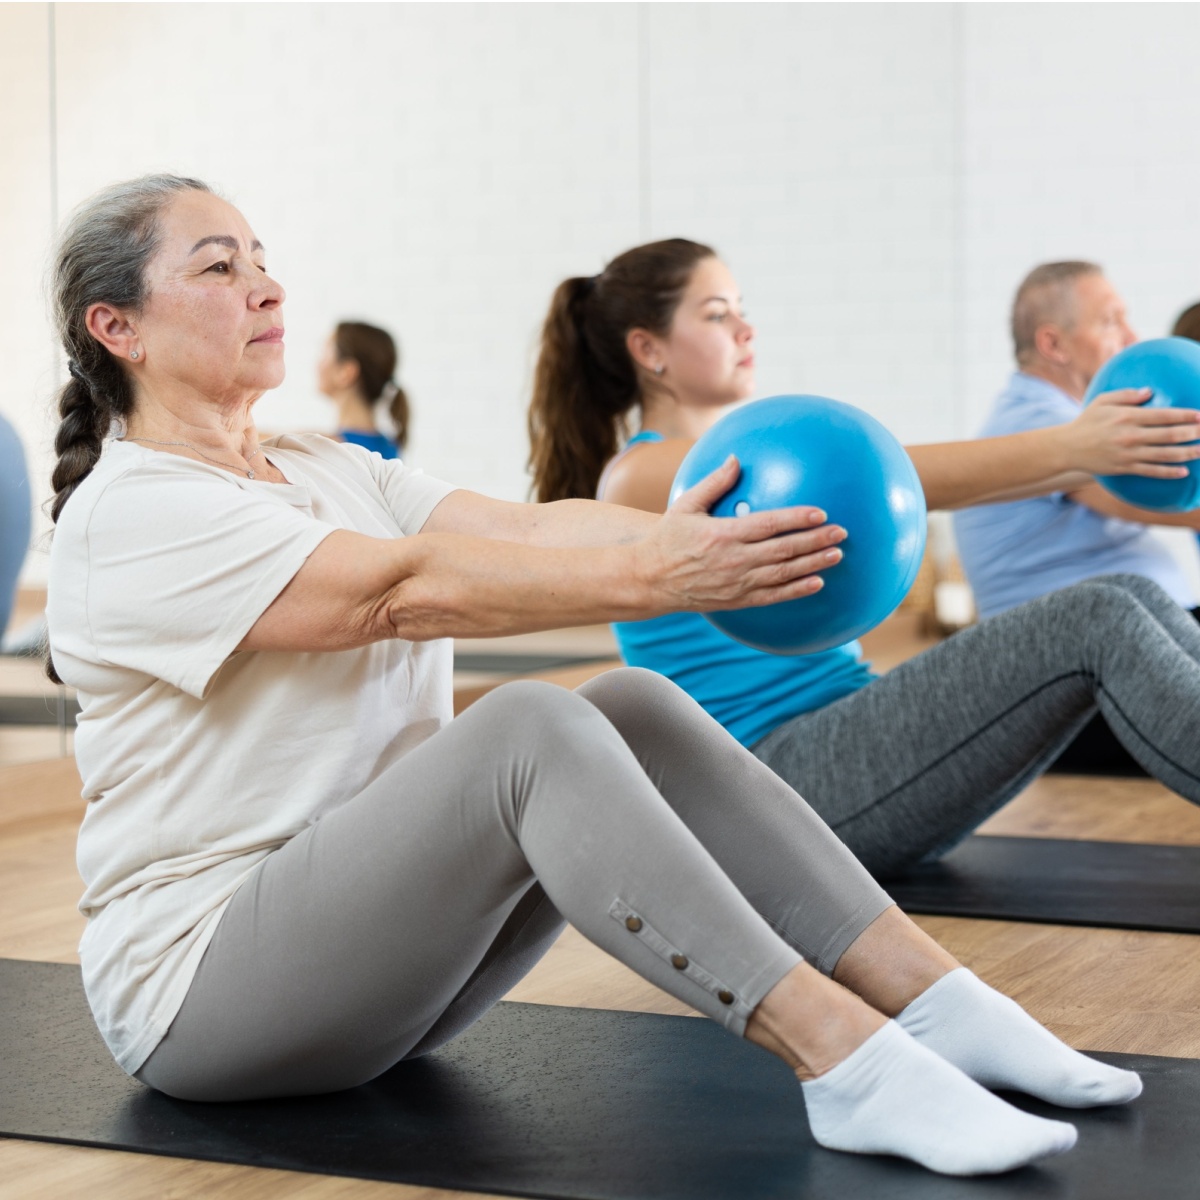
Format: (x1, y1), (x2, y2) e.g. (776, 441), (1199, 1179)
(955, 262), (1200, 772)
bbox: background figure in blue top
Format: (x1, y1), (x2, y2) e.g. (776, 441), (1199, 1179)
(528, 239), (1200, 875)
(0, 413), (31, 641)
(956, 263), (1200, 774)
(317, 320), (409, 460)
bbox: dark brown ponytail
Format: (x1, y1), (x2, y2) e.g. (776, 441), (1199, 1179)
(1172, 301), (1200, 343)
(333, 321), (409, 449)
(526, 238), (715, 503)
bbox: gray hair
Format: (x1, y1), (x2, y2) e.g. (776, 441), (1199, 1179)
(1011, 261), (1103, 367)
(49, 173), (212, 524)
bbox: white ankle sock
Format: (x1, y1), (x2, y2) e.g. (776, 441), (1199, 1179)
(897, 968), (1143, 1108)
(800, 1020), (1076, 1176)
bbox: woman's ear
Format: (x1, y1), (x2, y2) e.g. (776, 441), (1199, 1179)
(626, 327), (663, 375)
(85, 302), (140, 361)
(330, 356), (361, 392)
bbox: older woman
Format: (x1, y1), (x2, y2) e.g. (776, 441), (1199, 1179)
(46, 177), (1135, 1177)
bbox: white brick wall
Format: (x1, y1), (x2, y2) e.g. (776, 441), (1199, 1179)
(4, 2), (1200, 586)
(0, 5), (55, 575)
(646, 3), (958, 443)
(961, 3), (1200, 429)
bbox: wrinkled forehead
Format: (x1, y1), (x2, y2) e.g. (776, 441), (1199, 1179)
(156, 190), (263, 258)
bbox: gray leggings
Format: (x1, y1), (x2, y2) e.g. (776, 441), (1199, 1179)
(137, 668), (891, 1101)
(754, 574), (1200, 876)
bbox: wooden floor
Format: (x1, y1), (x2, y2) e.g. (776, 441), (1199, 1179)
(2, 613), (1199, 1197)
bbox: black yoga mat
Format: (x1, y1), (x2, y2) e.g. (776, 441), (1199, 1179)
(885, 834), (1200, 934)
(453, 652), (611, 674)
(0, 694), (79, 727)
(3, 959), (1199, 1199)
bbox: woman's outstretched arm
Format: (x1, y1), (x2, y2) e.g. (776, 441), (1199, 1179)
(597, 388), (1200, 516)
(237, 457), (845, 653)
(911, 387), (1200, 510)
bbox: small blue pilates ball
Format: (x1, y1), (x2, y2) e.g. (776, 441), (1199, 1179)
(669, 395), (927, 655)
(1085, 337), (1200, 513)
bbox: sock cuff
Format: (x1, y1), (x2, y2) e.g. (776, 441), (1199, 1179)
(800, 1020), (909, 1109)
(896, 966), (980, 1027)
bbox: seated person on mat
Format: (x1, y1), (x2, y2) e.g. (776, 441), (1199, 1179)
(0, 411), (31, 642)
(527, 239), (1200, 877)
(45, 176), (1134, 1178)
(316, 319), (408, 459)
(954, 262), (1200, 773)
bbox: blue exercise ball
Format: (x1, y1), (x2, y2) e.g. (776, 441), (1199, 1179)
(1084, 337), (1200, 512)
(670, 395), (927, 655)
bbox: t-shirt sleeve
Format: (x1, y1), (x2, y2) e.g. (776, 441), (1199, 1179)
(340, 441), (459, 533)
(83, 470), (337, 698)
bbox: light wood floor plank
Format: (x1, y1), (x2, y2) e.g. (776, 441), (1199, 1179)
(0, 1138), (494, 1199)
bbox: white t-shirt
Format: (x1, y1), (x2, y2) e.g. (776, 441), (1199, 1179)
(47, 434), (458, 1074)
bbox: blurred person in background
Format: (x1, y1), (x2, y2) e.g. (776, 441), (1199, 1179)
(317, 320), (408, 459)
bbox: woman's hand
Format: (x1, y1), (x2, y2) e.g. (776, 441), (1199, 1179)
(635, 455), (846, 612)
(1065, 387), (1200, 478)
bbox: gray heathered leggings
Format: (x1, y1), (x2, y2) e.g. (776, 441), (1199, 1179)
(754, 574), (1200, 876)
(137, 668), (891, 1102)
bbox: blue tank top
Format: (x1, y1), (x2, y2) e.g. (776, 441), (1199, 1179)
(340, 429), (400, 460)
(607, 432), (876, 748)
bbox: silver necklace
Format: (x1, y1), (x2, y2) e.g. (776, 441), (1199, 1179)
(124, 436), (264, 480)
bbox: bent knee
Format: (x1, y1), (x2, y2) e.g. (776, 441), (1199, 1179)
(576, 665), (688, 709)
(463, 678), (610, 742)
(576, 665), (708, 730)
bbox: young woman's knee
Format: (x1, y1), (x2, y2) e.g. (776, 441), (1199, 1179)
(1043, 576), (1160, 621)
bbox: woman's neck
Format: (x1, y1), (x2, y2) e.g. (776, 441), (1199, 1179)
(331, 389), (378, 434)
(126, 392), (261, 460)
(639, 391), (728, 441)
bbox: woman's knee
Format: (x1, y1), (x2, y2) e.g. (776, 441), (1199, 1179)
(464, 678), (615, 752)
(1039, 576), (1154, 625)
(576, 665), (697, 725)
(1068, 573), (1174, 609)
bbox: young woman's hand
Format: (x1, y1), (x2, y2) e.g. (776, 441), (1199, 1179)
(1066, 388), (1200, 478)
(636, 455), (846, 612)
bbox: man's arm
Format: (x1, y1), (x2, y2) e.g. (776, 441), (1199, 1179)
(1065, 481), (1200, 529)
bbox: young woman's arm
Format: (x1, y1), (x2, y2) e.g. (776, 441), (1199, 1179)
(911, 387), (1200, 510)
(601, 388), (1200, 516)
(1064, 481), (1200, 529)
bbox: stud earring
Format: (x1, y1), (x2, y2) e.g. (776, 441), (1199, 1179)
(130, 351), (139, 360)
(654, 364), (664, 376)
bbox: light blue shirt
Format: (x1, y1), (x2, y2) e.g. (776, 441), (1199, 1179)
(953, 372), (1195, 619)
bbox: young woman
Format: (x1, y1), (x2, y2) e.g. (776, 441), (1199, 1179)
(316, 320), (409, 458)
(528, 238), (1200, 877)
(46, 175), (1138, 1178)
